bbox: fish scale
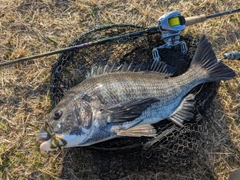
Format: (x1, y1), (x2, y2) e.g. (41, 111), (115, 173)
(85, 72), (193, 106)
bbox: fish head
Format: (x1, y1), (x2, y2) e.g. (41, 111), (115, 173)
(37, 96), (94, 151)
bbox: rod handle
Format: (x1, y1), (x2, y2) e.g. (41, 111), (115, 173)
(185, 14), (207, 26)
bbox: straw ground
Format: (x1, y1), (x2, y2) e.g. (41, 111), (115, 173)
(0, 0), (239, 179)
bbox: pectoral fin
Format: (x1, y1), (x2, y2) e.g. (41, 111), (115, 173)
(169, 93), (196, 127)
(102, 98), (159, 123)
(117, 124), (157, 137)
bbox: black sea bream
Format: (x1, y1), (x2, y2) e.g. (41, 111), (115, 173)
(37, 35), (235, 151)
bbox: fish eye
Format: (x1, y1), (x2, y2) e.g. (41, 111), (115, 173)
(53, 110), (62, 120)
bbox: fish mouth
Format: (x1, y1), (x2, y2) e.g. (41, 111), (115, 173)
(39, 134), (81, 151)
(36, 128), (51, 142)
(37, 122), (68, 151)
(37, 131), (68, 151)
(37, 121), (86, 151)
(37, 129), (68, 151)
(39, 135), (67, 151)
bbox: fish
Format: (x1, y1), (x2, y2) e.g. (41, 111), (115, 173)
(37, 35), (235, 151)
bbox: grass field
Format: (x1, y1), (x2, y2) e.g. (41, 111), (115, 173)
(0, 0), (239, 179)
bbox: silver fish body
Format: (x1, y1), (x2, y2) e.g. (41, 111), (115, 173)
(37, 35), (235, 151)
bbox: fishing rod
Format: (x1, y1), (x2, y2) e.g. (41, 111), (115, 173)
(185, 8), (240, 26)
(1, 8), (240, 66)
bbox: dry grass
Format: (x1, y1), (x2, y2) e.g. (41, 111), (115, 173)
(0, 0), (239, 179)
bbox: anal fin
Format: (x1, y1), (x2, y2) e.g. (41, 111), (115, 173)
(117, 124), (157, 137)
(169, 93), (196, 127)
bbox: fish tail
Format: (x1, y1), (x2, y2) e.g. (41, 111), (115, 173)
(190, 35), (235, 81)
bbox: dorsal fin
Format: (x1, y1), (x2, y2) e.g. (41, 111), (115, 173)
(87, 60), (176, 78)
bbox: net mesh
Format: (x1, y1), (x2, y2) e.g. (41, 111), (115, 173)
(50, 24), (219, 179)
